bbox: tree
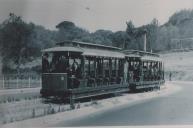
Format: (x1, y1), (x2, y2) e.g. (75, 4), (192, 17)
(126, 21), (149, 50)
(28, 25), (56, 55)
(126, 21), (135, 37)
(0, 13), (35, 73)
(56, 21), (90, 42)
(169, 9), (192, 25)
(112, 31), (128, 48)
(147, 18), (159, 52)
(125, 21), (137, 49)
(89, 30), (113, 45)
(155, 24), (179, 51)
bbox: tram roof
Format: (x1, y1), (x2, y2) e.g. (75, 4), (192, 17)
(141, 56), (162, 61)
(123, 50), (160, 57)
(82, 48), (125, 58)
(42, 46), (125, 58)
(125, 54), (141, 58)
(42, 46), (83, 53)
(123, 50), (162, 61)
(42, 43), (162, 60)
(56, 41), (122, 50)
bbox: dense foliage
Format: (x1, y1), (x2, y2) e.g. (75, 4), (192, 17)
(1, 9), (193, 73)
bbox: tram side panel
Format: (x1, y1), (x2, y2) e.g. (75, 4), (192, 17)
(41, 73), (68, 97)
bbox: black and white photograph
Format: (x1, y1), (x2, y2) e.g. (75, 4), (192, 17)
(0, 0), (193, 128)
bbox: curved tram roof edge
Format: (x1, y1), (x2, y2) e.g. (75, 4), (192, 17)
(56, 40), (122, 50)
(42, 46), (125, 58)
(141, 56), (162, 61)
(42, 46), (83, 53)
(82, 48), (125, 58)
(42, 45), (162, 60)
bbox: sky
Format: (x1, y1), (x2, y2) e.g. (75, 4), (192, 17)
(0, 0), (193, 32)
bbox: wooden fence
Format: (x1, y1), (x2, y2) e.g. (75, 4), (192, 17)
(0, 74), (41, 89)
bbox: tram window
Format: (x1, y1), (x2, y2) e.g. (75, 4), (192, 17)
(112, 59), (115, 70)
(69, 58), (80, 68)
(49, 53), (70, 73)
(115, 60), (118, 70)
(129, 61), (134, 71)
(90, 60), (95, 77)
(42, 53), (52, 73)
(47, 53), (53, 63)
(84, 59), (89, 77)
(143, 62), (148, 71)
(118, 59), (124, 76)
(42, 52), (82, 74)
(42, 52), (63, 73)
(103, 60), (109, 69)
(130, 61), (133, 65)
(90, 60), (95, 70)
(104, 60), (109, 77)
(96, 58), (103, 77)
(69, 58), (81, 77)
(112, 59), (117, 77)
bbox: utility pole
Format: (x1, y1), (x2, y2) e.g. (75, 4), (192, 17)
(143, 30), (147, 52)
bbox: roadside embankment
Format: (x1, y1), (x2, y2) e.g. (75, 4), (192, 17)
(1, 82), (181, 128)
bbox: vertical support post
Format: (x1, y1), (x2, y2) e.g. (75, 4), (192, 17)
(81, 56), (85, 78)
(180, 40), (182, 49)
(114, 59), (117, 77)
(109, 59), (112, 81)
(88, 59), (90, 76)
(159, 62), (161, 80)
(17, 77), (19, 88)
(94, 57), (97, 87)
(70, 94), (75, 109)
(146, 61), (149, 81)
(40, 77), (42, 87)
(123, 59), (128, 84)
(140, 61), (144, 82)
(29, 77), (31, 88)
(163, 62), (165, 80)
(102, 58), (104, 78)
(161, 62), (163, 80)
(94, 58), (97, 78)
(2, 75), (4, 89)
(128, 60), (130, 82)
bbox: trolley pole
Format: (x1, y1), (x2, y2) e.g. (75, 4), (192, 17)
(144, 32), (147, 52)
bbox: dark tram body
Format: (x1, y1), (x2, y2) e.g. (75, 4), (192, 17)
(40, 41), (165, 101)
(123, 50), (165, 91)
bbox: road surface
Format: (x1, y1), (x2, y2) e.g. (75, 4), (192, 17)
(56, 81), (193, 126)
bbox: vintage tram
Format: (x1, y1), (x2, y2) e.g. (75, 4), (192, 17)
(123, 50), (165, 92)
(40, 41), (165, 104)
